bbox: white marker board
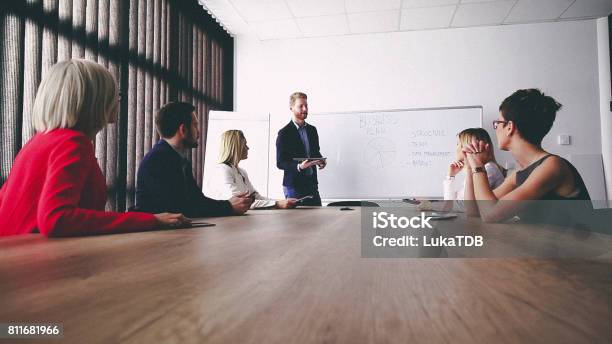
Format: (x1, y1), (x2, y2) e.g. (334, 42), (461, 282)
(307, 107), (483, 199)
(203, 111), (270, 197)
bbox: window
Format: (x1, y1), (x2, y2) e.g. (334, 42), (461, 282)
(0, 0), (233, 210)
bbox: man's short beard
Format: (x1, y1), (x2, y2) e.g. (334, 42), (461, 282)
(182, 131), (199, 149)
(184, 140), (198, 149)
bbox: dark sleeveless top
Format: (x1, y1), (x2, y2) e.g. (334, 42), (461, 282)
(515, 155), (592, 227)
(516, 155), (591, 200)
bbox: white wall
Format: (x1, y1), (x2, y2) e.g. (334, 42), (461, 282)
(234, 20), (605, 199)
(597, 17), (612, 201)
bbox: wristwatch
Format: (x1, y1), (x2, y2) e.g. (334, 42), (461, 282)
(471, 166), (486, 174)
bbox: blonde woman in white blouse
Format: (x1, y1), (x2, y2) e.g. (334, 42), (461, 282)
(444, 128), (506, 205)
(207, 130), (297, 209)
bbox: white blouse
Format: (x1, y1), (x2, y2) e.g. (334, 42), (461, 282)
(206, 163), (276, 209)
(443, 162), (505, 201)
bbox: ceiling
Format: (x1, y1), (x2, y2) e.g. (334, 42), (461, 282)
(199, 0), (612, 40)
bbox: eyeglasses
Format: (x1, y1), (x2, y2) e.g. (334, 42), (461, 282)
(492, 120), (509, 129)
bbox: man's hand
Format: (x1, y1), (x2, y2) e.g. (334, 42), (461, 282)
(276, 198), (297, 209)
(317, 159), (326, 170)
(155, 213), (191, 228)
(298, 160), (319, 170)
(229, 192), (253, 214)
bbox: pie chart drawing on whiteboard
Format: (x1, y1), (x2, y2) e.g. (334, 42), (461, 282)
(365, 137), (396, 168)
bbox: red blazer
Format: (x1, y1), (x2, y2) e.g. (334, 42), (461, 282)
(0, 129), (158, 237)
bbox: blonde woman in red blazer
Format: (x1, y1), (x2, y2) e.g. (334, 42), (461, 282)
(0, 59), (189, 237)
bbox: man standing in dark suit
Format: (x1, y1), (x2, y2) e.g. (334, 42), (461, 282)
(276, 92), (326, 206)
(136, 102), (252, 217)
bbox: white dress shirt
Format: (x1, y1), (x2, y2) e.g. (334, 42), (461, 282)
(294, 120), (308, 172)
(206, 163), (276, 209)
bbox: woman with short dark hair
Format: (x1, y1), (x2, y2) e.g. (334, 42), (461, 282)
(462, 89), (591, 225)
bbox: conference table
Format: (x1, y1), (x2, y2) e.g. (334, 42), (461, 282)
(1, 207), (612, 343)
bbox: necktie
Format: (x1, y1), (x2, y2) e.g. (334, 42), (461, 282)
(298, 126), (313, 176)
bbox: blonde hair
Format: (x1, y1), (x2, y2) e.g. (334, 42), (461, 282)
(458, 128), (506, 176)
(218, 130), (246, 166)
(289, 92), (307, 107)
(458, 128), (493, 147)
(32, 59), (118, 138)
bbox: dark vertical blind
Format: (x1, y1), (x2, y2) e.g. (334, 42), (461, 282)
(609, 13), (612, 106)
(0, 0), (234, 211)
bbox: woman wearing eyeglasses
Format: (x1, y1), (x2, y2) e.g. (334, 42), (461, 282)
(462, 89), (591, 225)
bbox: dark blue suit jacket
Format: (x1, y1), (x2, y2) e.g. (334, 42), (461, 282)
(276, 121), (322, 187)
(135, 140), (233, 217)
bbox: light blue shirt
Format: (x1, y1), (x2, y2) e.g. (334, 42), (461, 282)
(293, 120), (312, 175)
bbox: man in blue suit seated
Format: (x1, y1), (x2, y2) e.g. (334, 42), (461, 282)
(136, 101), (252, 217)
(276, 92), (326, 206)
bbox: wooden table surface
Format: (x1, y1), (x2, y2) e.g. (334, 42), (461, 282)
(1, 207), (612, 343)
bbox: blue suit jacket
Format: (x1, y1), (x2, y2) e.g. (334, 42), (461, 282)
(275, 121), (322, 187)
(135, 140), (233, 217)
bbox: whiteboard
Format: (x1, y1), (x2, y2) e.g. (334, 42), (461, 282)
(203, 111), (270, 197)
(307, 107), (483, 199)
